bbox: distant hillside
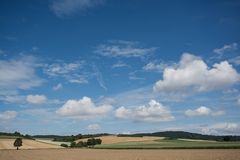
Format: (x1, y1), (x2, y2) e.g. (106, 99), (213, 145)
(33, 133), (111, 142)
(0, 131), (32, 139)
(2, 131), (240, 141)
(118, 131), (240, 141)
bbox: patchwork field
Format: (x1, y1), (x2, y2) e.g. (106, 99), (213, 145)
(0, 149), (240, 160)
(0, 139), (62, 149)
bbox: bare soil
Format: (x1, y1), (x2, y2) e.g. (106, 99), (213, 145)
(0, 149), (240, 160)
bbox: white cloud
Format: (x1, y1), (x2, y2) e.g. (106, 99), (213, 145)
(112, 61), (129, 68)
(153, 53), (240, 94)
(87, 124), (101, 130)
(69, 78), (88, 84)
(44, 62), (83, 76)
(213, 43), (238, 54)
(53, 83), (63, 91)
(238, 98), (240, 105)
(50, 0), (104, 17)
(56, 96), (112, 119)
(92, 65), (107, 90)
(26, 94), (47, 104)
(212, 110), (225, 116)
(0, 49), (4, 54)
(143, 62), (171, 72)
(44, 61), (89, 85)
(185, 106), (224, 117)
(1, 95), (25, 103)
(115, 99), (174, 122)
(229, 56), (240, 66)
(0, 111), (17, 121)
(185, 106), (211, 117)
(201, 123), (240, 135)
(95, 40), (156, 58)
(0, 56), (43, 93)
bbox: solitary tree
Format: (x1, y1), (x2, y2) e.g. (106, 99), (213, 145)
(14, 138), (22, 150)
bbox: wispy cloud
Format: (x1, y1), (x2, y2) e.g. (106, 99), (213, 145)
(53, 83), (63, 91)
(229, 56), (240, 66)
(87, 124), (101, 130)
(143, 61), (174, 72)
(44, 60), (88, 85)
(95, 40), (157, 58)
(112, 61), (129, 68)
(50, 0), (105, 17)
(0, 55), (44, 102)
(185, 106), (225, 117)
(0, 111), (17, 122)
(213, 42), (238, 54)
(92, 64), (107, 90)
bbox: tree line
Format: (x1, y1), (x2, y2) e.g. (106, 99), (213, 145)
(61, 138), (102, 148)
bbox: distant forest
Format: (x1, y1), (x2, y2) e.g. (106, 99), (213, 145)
(1, 131), (240, 141)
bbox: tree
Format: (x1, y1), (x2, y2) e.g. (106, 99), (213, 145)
(70, 141), (76, 148)
(223, 136), (230, 141)
(14, 138), (22, 150)
(60, 144), (68, 148)
(95, 138), (102, 145)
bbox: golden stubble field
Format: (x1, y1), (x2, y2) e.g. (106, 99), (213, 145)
(0, 139), (62, 149)
(0, 149), (240, 160)
(75, 135), (162, 144)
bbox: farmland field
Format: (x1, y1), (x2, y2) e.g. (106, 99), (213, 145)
(0, 149), (240, 160)
(0, 139), (62, 149)
(95, 138), (240, 149)
(75, 135), (162, 144)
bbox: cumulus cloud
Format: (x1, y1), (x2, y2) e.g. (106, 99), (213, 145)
(185, 106), (224, 117)
(201, 123), (240, 135)
(0, 111), (17, 121)
(53, 83), (63, 91)
(153, 53), (240, 94)
(56, 96), (112, 119)
(115, 100), (174, 122)
(87, 124), (101, 130)
(95, 40), (156, 58)
(213, 43), (238, 54)
(26, 94), (47, 104)
(50, 0), (105, 17)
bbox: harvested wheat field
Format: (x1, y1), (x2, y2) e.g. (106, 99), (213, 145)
(76, 135), (162, 144)
(0, 149), (240, 160)
(0, 139), (62, 149)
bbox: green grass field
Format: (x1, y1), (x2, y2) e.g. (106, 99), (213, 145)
(95, 139), (240, 149)
(0, 136), (22, 139)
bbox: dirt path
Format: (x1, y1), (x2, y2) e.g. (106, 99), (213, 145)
(0, 149), (240, 160)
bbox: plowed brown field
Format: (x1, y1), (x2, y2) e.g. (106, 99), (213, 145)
(0, 149), (240, 160)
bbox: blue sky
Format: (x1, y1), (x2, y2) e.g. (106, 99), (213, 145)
(0, 0), (240, 135)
